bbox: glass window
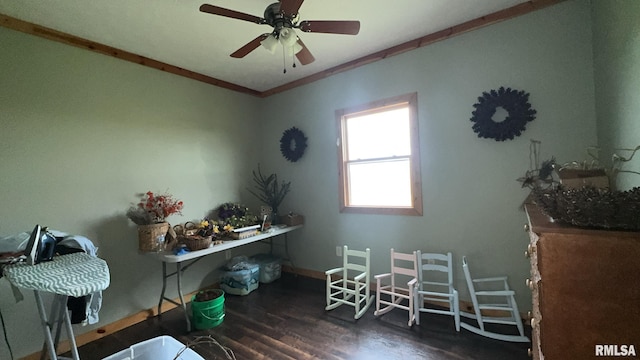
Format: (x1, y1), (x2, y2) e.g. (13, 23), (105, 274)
(336, 93), (423, 215)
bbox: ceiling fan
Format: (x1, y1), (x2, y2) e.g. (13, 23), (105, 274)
(199, 0), (360, 66)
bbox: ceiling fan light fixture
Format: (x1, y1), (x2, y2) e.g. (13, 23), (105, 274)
(260, 34), (279, 53)
(278, 28), (298, 47)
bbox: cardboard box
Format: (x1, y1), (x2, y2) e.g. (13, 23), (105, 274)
(279, 214), (304, 226)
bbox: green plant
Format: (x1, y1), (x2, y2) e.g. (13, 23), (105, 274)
(216, 202), (258, 229)
(247, 165), (291, 214)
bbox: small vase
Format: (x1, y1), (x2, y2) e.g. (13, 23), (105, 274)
(137, 222), (170, 252)
(271, 209), (278, 225)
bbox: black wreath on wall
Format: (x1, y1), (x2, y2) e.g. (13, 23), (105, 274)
(280, 127), (308, 162)
(470, 87), (536, 141)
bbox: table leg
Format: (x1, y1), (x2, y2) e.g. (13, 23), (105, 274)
(284, 233), (295, 269)
(176, 262), (191, 332)
(158, 262), (168, 315)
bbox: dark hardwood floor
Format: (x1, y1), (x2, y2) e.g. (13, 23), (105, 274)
(67, 273), (531, 359)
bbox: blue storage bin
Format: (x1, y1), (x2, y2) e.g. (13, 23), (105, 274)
(220, 256), (259, 295)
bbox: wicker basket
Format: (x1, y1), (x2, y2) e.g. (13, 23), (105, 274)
(533, 186), (640, 231)
(137, 222), (170, 252)
(173, 221), (199, 237)
(179, 234), (213, 251)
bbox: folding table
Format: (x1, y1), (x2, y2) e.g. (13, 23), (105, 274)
(152, 224), (302, 332)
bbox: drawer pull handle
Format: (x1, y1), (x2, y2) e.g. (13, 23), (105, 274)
(531, 318), (536, 327)
(527, 311), (532, 319)
(525, 244), (534, 258)
(526, 278), (534, 290)
(524, 224), (530, 232)
(528, 348), (532, 357)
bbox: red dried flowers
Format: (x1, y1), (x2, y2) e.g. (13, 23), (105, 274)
(127, 191), (184, 225)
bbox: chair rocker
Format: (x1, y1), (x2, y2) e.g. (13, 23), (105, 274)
(460, 256), (529, 342)
(325, 245), (374, 319)
(374, 249), (418, 326)
(414, 251), (460, 331)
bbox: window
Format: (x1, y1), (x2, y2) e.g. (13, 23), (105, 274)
(336, 93), (423, 215)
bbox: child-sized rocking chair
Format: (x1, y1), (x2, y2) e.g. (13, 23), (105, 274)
(414, 251), (460, 331)
(460, 256), (529, 342)
(325, 245), (374, 319)
(374, 249), (418, 326)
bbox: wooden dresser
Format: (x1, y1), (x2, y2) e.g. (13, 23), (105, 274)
(524, 204), (640, 359)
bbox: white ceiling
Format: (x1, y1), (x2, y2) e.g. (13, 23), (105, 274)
(0, 0), (531, 93)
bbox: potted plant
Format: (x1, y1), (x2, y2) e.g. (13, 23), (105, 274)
(126, 191), (184, 252)
(247, 165), (291, 223)
(217, 203), (258, 229)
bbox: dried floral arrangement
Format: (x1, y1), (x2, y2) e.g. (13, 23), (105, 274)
(520, 141), (640, 231)
(126, 191), (184, 225)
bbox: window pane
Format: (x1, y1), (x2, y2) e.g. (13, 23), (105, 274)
(346, 108), (410, 160)
(347, 159), (411, 206)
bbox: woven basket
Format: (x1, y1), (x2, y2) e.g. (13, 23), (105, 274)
(173, 221), (199, 237)
(533, 186), (640, 231)
(180, 234), (213, 251)
(137, 222), (170, 252)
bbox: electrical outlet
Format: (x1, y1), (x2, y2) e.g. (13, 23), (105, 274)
(225, 250), (231, 260)
(336, 246), (342, 257)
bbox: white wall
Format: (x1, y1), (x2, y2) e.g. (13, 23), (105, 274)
(592, 0), (640, 190)
(0, 26), (264, 358)
(257, 0), (597, 309)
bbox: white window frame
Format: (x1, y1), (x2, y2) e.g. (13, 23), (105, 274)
(335, 92), (423, 216)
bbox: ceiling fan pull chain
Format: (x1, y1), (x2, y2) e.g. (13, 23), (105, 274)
(282, 45), (287, 73)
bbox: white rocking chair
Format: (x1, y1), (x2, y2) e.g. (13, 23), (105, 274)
(460, 256), (529, 342)
(414, 251), (460, 331)
(374, 249), (418, 326)
(325, 245), (374, 319)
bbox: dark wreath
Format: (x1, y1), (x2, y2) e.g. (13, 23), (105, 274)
(280, 127), (308, 162)
(470, 87), (536, 141)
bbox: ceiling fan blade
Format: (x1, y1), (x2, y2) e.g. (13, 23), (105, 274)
(199, 4), (266, 24)
(279, 0), (304, 17)
(298, 20), (360, 35)
(295, 38), (315, 65)
(230, 34), (270, 58)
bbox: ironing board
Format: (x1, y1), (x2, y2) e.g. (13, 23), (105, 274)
(3, 252), (110, 360)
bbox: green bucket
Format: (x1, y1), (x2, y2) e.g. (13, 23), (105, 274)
(191, 289), (225, 330)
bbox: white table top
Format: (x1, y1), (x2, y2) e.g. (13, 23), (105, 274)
(153, 224), (302, 263)
(3, 252), (110, 297)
